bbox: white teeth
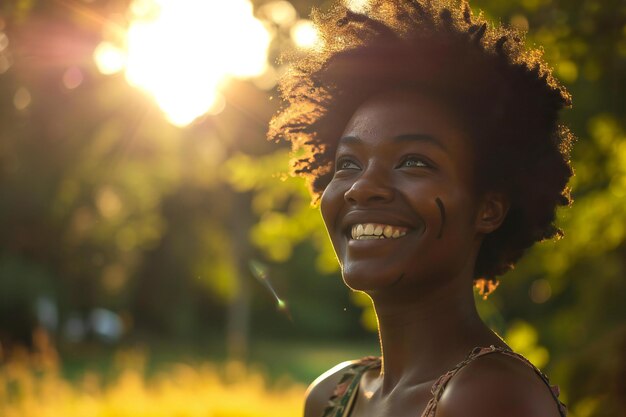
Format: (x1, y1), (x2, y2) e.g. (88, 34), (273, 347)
(350, 223), (409, 240)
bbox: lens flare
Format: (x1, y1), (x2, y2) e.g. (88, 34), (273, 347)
(290, 19), (321, 49)
(249, 259), (293, 322)
(94, 41), (126, 75)
(96, 0), (272, 126)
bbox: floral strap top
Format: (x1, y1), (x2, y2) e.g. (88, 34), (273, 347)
(322, 345), (567, 417)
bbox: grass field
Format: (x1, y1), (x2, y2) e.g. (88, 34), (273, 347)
(0, 334), (379, 417)
(1, 347), (305, 417)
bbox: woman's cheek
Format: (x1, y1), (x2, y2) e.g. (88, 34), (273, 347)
(320, 181), (342, 232)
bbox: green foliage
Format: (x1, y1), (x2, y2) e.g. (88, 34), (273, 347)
(468, 1), (626, 414)
(222, 150), (338, 272)
(0, 256), (54, 344)
(0, 0), (624, 415)
(504, 320), (550, 368)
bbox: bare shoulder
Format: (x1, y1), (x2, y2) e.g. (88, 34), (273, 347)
(303, 360), (356, 417)
(436, 352), (563, 417)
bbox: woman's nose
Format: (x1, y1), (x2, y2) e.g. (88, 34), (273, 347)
(344, 168), (394, 205)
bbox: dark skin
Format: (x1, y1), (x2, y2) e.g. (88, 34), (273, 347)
(304, 91), (562, 417)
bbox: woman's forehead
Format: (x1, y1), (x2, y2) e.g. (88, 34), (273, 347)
(341, 90), (468, 147)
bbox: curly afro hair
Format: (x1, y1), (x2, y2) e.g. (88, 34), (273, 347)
(268, 0), (575, 294)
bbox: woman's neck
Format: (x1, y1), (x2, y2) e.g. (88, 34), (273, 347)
(369, 275), (505, 395)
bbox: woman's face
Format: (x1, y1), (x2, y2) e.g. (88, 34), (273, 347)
(320, 90), (490, 294)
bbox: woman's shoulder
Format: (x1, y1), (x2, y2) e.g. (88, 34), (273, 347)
(434, 347), (565, 417)
(303, 357), (380, 417)
(303, 360), (355, 417)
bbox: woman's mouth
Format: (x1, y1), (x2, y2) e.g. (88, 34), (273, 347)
(350, 223), (409, 240)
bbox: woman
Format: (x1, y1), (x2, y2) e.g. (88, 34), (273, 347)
(269, 1), (574, 416)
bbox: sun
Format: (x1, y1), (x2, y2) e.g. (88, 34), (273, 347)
(95, 0), (272, 127)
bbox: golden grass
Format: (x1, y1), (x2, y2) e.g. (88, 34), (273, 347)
(0, 336), (306, 417)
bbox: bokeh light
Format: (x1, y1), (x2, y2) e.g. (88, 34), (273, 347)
(0, 29), (11, 74)
(0, 32), (8, 52)
(290, 19), (320, 49)
(14, 87), (31, 110)
(63, 66), (84, 90)
(93, 41), (126, 75)
(510, 14), (530, 32)
(529, 279), (552, 304)
(95, 0), (272, 127)
(258, 0), (297, 27)
(345, 0), (370, 13)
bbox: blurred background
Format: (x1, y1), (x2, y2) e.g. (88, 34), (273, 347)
(0, 0), (624, 416)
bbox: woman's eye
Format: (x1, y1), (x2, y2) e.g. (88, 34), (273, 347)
(336, 159), (360, 171)
(400, 157), (428, 168)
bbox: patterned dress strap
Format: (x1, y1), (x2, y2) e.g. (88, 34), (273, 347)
(421, 345), (567, 417)
(322, 356), (381, 417)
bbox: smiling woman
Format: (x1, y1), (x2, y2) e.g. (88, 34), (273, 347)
(269, 0), (574, 417)
(321, 91), (490, 294)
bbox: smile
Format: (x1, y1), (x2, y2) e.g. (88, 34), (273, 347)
(350, 223), (409, 240)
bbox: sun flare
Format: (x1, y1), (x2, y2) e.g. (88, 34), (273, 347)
(95, 0), (272, 126)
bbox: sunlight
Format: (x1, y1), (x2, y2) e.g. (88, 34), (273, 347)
(290, 19), (320, 49)
(258, 1), (297, 27)
(93, 41), (125, 75)
(0, 346), (305, 417)
(345, 0), (370, 13)
(96, 0), (272, 126)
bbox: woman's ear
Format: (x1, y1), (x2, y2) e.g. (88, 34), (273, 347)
(476, 192), (510, 234)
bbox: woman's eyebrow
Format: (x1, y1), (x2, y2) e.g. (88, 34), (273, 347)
(337, 134), (446, 151)
(393, 134), (447, 151)
(337, 135), (362, 146)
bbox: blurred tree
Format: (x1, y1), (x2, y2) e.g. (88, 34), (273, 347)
(0, 0), (624, 415)
(239, 0), (626, 414)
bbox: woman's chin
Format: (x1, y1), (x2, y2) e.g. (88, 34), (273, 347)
(340, 265), (405, 292)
